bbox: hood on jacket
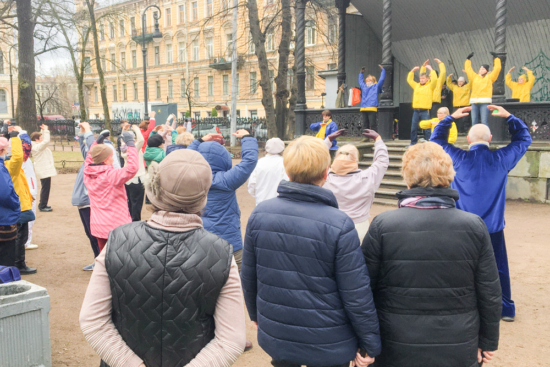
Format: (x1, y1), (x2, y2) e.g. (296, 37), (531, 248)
(197, 141), (232, 173)
(277, 180), (339, 209)
(166, 144), (187, 156)
(396, 186), (459, 200)
(144, 146), (166, 162)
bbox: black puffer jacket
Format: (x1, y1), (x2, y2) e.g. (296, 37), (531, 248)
(361, 187), (501, 367)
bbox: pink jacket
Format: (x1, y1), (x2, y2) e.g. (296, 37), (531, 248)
(84, 142), (139, 239)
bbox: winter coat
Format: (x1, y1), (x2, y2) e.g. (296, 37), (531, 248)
(362, 187), (502, 367)
(83, 142), (139, 239)
(358, 68), (386, 110)
(31, 129), (57, 180)
(143, 146), (166, 168)
(505, 70), (535, 102)
(323, 139), (389, 223)
(446, 76), (472, 107)
(5, 136), (33, 213)
(166, 144), (187, 155)
(431, 114), (531, 233)
(420, 62), (447, 103)
(407, 69), (437, 110)
(188, 137), (258, 252)
(420, 118), (457, 144)
(140, 118), (156, 153)
(309, 121), (338, 149)
(241, 180), (381, 366)
(247, 154), (288, 206)
(0, 156), (20, 226)
(71, 132), (95, 207)
(465, 58), (501, 104)
(20, 132), (37, 200)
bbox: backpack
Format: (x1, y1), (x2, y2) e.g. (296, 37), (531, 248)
(0, 266), (21, 284)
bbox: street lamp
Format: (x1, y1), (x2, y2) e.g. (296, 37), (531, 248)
(321, 92), (326, 109)
(7, 44), (17, 118)
(142, 5), (162, 121)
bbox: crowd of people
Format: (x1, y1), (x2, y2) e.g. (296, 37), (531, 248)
(0, 90), (533, 366)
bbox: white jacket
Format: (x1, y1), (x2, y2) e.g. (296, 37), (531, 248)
(31, 129), (57, 179)
(247, 154), (288, 206)
(122, 125), (147, 184)
(22, 159), (38, 199)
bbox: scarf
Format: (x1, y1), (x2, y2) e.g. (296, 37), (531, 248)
(398, 195), (456, 209)
(315, 119), (332, 139)
(330, 158), (359, 175)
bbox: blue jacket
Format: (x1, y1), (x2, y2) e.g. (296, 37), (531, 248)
(166, 144), (186, 155)
(71, 132), (95, 207)
(188, 137), (258, 251)
(431, 114), (532, 233)
(358, 68), (386, 108)
(309, 120), (338, 149)
(241, 181), (381, 365)
(0, 157), (21, 225)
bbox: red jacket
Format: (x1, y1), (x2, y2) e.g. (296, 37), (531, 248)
(140, 118), (156, 153)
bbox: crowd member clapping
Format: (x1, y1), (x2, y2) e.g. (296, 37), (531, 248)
(247, 137), (288, 206)
(30, 124), (57, 212)
(323, 128), (389, 240)
(0, 136), (20, 267)
(80, 149), (246, 367)
(362, 141), (502, 366)
(241, 135), (380, 367)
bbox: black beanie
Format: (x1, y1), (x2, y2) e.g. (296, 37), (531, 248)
(148, 134), (164, 148)
(481, 64), (490, 72)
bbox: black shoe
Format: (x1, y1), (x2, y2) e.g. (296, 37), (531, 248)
(39, 207), (53, 212)
(18, 266), (37, 274)
(502, 316), (515, 322)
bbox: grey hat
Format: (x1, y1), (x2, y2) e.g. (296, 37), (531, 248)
(265, 138), (285, 154)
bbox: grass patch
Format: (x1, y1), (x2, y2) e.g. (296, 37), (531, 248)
(51, 151), (83, 173)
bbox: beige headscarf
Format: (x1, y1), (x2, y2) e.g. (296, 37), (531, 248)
(330, 144), (359, 175)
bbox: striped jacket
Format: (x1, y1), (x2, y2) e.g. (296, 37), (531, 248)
(83, 142), (139, 239)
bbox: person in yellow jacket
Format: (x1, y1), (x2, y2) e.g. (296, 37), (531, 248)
(464, 52), (501, 126)
(407, 64), (437, 145)
(419, 107), (458, 144)
(5, 126), (37, 274)
(419, 58), (447, 141)
(446, 73), (472, 131)
(505, 66), (535, 102)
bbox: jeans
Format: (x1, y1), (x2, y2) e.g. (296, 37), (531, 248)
(490, 230), (515, 317)
(78, 207), (100, 258)
(454, 106), (471, 133)
(39, 177), (51, 209)
(471, 103), (490, 126)
(271, 361), (349, 367)
(411, 109), (430, 145)
(125, 181), (145, 222)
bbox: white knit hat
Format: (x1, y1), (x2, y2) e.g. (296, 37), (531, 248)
(458, 77), (465, 82)
(265, 138), (285, 154)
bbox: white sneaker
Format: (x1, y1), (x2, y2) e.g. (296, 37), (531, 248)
(419, 138), (427, 143)
(25, 244), (38, 250)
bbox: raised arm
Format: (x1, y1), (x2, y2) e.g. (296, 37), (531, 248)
(108, 142), (139, 186)
(32, 127), (51, 153)
(489, 58), (501, 83)
(464, 58), (476, 82)
(505, 73), (516, 90)
(431, 113), (467, 164)
(222, 136), (258, 191)
(358, 71), (367, 89)
(429, 69), (438, 91)
(407, 69), (419, 89)
(131, 125), (145, 152)
(436, 61), (446, 90)
(377, 67), (386, 94)
(446, 75), (456, 92)
(525, 68), (536, 89)
(361, 130), (389, 181)
(6, 135), (23, 177)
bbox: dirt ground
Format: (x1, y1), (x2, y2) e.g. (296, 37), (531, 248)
(22, 172), (550, 366)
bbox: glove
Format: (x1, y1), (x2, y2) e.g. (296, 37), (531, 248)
(360, 67), (365, 73)
(96, 130), (110, 144)
(362, 129), (380, 140)
(120, 144), (128, 153)
(489, 51), (497, 58)
(327, 129), (347, 142)
(121, 131), (135, 147)
(467, 52), (474, 60)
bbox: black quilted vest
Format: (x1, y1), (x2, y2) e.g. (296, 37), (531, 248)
(105, 221), (232, 367)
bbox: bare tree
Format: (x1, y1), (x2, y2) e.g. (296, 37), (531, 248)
(16, 0), (37, 132)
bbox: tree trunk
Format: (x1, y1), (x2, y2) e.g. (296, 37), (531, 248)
(274, 0), (292, 140)
(286, 62), (297, 139)
(16, 0), (37, 132)
(85, 0), (111, 132)
(247, 0), (276, 138)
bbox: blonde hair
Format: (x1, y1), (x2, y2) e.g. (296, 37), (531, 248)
(284, 135), (331, 184)
(365, 74), (377, 84)
(334, 144), (359, 162)
(176, 126), (187, 134)
(176, 132), (194, 146)
(402, 142), (455, 188)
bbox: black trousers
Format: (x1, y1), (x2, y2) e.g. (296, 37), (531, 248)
(78, 207), (100, 258)
(272, 361), (349, 367)
(454, 106), (471, 134)
(15, 222), (29, 268)
(39, 177), (51, 209)
(0, 238), (16, 266)
(125, 181), (145, 222)
(361, 111), (377, 130)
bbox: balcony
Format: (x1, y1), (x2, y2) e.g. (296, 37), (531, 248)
(131, 27), (156, 43)
(208, 55), (245, 70)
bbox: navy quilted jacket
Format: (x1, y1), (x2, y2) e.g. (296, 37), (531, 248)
(188, 137), (258, 251)
(241, 181), (381, 366)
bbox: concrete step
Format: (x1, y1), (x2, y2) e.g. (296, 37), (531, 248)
(382, 171), (404, 179)
(364, 153), (402, 162)
(379, 179), (407, 190)
(375, 188), (400, 200)
(387, 146), (408, 154)
(373, 198), (398, 206)
(360, 161), (402, 172)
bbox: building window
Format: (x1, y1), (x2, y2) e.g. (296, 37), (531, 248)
(133, 82), (138, 100)
(327, 63), (336, 70)
(269, 69), (275, 91)
(206, 0), (213, 17)
(193, 40), (199, 61)
(119, 19), (125, 37)
(250, 71), (257, 94)
(155, 46), (160, 65)
(94, 86), (98, 103)
(121, 52), (126, 69)
(166, 8), (172, 26)
(306, 66), (315, 90)
(221, 0), (228, 11)
(113, 85), (118, 102)
(123, 84), (127, 100)
(328, 16), (337, 44)
(206, 37), (214, 59)
(192, 1), (198, 20)
(130, 17), (136, 34)
(132, 50), (137, 68)
(109, 22), (114, 39)
(166, 44), (172, 63)
(110, 53), (115, 71)
(181, 78), (186, 97)
(306, 20), (316, 46)
(179, 42), (186, 62)
(156, 80), (161, 98)
(84, 57), (91, 73)
(223, 75), (228, 95)
(287, 68), (295, 86)
(208, 76), (213, 96)
(266, 32), (274, 51)
(250, 110), (257, 119)
(179, 5), (185, 23)
(168, 79), (173, 98)
(248, 32), (255, 54)
(0, 89), (7, 113)
(99, 24), (104, 40)
(194, 77), (199, 96)
(194, 111), (200, 119)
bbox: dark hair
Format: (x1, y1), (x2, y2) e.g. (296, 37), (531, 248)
(139, 121), (148, 130)
(30, 132), (42, 141)
(322, 110), (332, 118)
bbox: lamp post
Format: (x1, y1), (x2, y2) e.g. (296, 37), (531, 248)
(321, 92), (326, 108)
(142, 5), (162, 121)
(7, 44), (17, 118)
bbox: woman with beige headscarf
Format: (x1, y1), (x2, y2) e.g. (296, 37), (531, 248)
(323, 129), (389, 240)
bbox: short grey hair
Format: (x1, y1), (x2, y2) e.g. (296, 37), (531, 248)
(468, 124), (491, 143)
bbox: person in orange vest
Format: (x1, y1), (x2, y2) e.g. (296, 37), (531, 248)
(505, 66), (535, 102)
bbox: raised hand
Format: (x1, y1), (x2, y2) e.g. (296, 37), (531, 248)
(434, 58), (442, 64)
(426, 64), (433, 71)
(40, 124), (49, 131)
(379, 64), (383, 69)
(3, 119), (11, 125)
(96, 130), (110, 144)
(487, 105), (511, 118)
(466, 52), (474, 60)
(121, 131), (136, 147)
(149, 110), (156, 118)
(507, 66), (515, 74)
(232, 129), (250, 139)
(360, 67), (365, 73)
(13, 126), (22, 133)
(522, 66), (529, 72)
(79, 122), (91, 133)
(490, 51), (497, 58)
(411, 66), (420, 73)
(451, 106), (472, 120)
(327, 129), (347, 142)
(422, 59), (429, 67)
(202, 133), (224, 142)
(448, 73), (453, 78)
(362, 129), (380, 141)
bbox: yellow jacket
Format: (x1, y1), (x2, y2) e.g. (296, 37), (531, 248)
(5, 137), (33, 212)
(446, 76), (472, 107)
(464, 58), (501, 103)
(420, 62), (446, 103)
(419, 118), (457, 144)
(408, 69), (437, 110)
(505, 70), (535, 102)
